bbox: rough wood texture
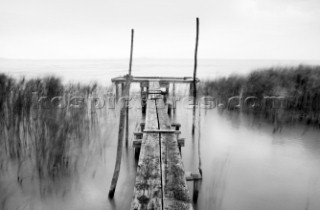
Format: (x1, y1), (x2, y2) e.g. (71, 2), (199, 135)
(156, 99), (193, 210)
(130, 100), (162, 210)
(108, 83), (128, 198)
(130, 82), (192, 210)
(112, 76), (200, 84)
(148, 82), (161, 100)
(143, 130), (181, 134)
(109, 29), (134, 198)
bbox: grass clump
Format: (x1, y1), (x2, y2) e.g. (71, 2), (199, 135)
(0, 73), (103, 196)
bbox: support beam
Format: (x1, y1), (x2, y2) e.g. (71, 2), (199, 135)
(112, 76), (199, 84)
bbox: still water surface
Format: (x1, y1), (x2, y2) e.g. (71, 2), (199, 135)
(1, 59), (320, 210)
(2, 100), (320, 210)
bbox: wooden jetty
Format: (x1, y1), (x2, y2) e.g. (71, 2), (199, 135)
(130, 81), (193, 210)
(108, 18), (202, 209)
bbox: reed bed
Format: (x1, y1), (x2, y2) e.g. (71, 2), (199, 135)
(0, 74), (110, 201)
(199, 65), (320, 127)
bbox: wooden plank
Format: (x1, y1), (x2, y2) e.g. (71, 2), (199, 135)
(149, 81), (160, 90)
(131, 82), (192, 210)
(111, 76), (200, 84)
(145, 99), (158, 130)
(133, 139), (185, 149)
(156, 99), (193, 210)
(185, 172), (202, 181)
(148, 82), (161, 100)
(130, 99), (162, 210)
(143, 130), (181, 134)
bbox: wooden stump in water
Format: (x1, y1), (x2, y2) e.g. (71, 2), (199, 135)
(168, 103), (172, 116)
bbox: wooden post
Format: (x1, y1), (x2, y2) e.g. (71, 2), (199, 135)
(126, 29), (134, 147)
(193, 17), (202, 202)
(185, 172), (202, 202)
(172, 82), (176, 115)
(133, 132), (142, 160)
(193, 17), (199, 98)
(198, 95), (202, 177)
(129, 29), (134, 76)
(108, 94), (126, 198)
(125, 99), (129, 147)
(108, 29), (134, 198)
(140, 122), (145, 132)
(189, 83), (194, 96)
(165, 84), (169, 104)
(193, 177), (201, 202)
(140, 82), (148, 114)
(168, 103), (172, 116)
(173, 82), (176, 97)
(115, 82), (119, 101)
(192, 17), (200, 136)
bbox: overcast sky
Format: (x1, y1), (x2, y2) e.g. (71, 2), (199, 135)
(1, 0), (320, 60)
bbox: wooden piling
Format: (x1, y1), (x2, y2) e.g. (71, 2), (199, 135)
(193, 17), (199, 99)
(192, 17), (200, 136)
(108, 29), (134, 198)
(168, 103), (172, 116)
(172, 82), (176, 97)
(115, 82), (119, 101)
(126, 29), (134, 147)
(185, 172), (202, 202)
(140, 122), (145, 132)
(140, 82), (148, 114)
(108, 94), (126, 198)
(191, 17), (202, 202)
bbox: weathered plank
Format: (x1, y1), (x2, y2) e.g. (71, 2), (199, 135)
(131, 82), (192, 210)
(133, 138), (185, 149)
(148, 82), (161, 99)
(111, 76), (200, 84)
(130, 99), (162, 210)
(156, 98), (193, 210)
(143, 130), (181, 134)
(145, 99), (158, 130)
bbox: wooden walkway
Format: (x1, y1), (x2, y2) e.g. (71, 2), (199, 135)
(130, 81), (193, 210)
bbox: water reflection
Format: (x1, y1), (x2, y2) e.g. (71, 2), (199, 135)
(1, 96), (320, 210)
(185, 107), (320, 210)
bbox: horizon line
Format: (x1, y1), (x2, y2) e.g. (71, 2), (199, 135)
(1, 57), (320, 61)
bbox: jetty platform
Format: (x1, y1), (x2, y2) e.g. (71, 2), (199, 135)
(130, 81), (193, 210)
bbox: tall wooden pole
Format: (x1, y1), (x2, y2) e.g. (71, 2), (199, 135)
(108, 29), (134, 198)
(129, 29), (134, 76)
(193, 17), (202, 202)
(126, 29), (134, 147)
(198, 98), (202, 177)
(193, 18), (199, 94)
(192, 17), (199, 135)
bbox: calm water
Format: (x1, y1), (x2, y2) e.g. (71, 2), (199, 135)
(1, 59), (320, 210)
(2, 58), (320, 84)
